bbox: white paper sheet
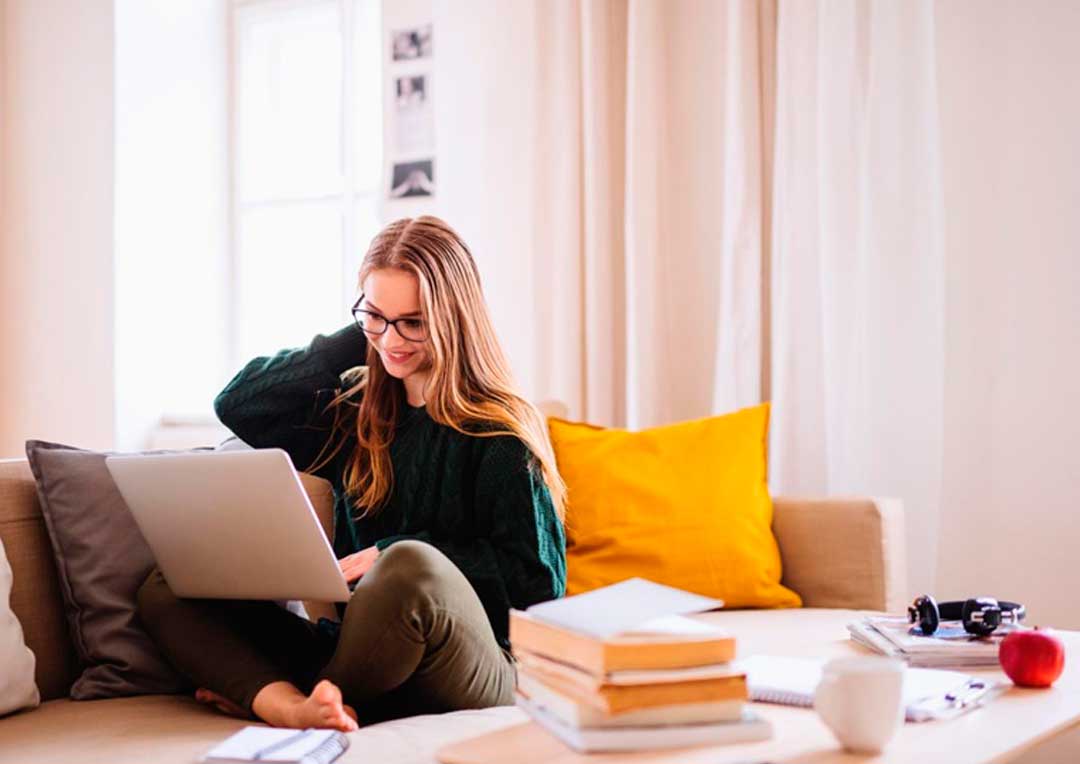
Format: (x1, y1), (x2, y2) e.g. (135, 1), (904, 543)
(525, 578), (723, 638)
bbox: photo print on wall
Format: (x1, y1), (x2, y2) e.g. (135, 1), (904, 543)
(386, 18), (435, 201)
(394, 74), (434, 153)
(391, 24), (432, 61)
(389, 159), (435, 199)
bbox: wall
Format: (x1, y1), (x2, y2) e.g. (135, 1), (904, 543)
(113, 0), (229, 451)
(400, 0), (542, 400)
(0, 0), (115, 457)
(936, 2), (1080, 628)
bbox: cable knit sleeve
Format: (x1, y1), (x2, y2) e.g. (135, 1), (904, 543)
(213, 324), (367, 482)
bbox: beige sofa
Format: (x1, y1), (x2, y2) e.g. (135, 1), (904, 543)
(0, 455), (907, 764)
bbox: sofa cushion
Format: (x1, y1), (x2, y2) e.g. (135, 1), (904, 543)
(0, 534), (39, 716)
(24, 441), (198, 700)
(548, 404), (801, 608)
(0, 458), (80, 701)
(0, 694), (525, 764)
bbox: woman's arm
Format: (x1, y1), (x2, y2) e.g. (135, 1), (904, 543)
(213, 323), (368, 482)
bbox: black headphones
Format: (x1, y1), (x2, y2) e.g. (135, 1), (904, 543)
(907, 595), (1026, 637)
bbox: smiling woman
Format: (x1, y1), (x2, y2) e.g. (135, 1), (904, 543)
(135, 215), (567, 732)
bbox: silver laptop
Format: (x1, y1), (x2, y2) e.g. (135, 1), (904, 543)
(105, 448), (351, 602)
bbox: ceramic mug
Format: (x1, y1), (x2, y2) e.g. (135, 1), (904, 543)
(813, 656), (906, 753)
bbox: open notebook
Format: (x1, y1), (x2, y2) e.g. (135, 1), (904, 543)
(202, 727), (349, 764)
(736, 655), (1006, 722)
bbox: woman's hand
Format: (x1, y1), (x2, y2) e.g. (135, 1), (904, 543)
(339, 545), (380, 584)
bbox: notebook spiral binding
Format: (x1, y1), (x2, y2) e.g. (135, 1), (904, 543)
(750, 688), (812, 707)
(303, 733), (349, 764)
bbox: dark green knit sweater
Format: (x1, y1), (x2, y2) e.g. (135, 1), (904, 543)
(212, 323), (566, 647)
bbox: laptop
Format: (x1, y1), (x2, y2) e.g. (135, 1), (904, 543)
(105, 448), (351, 602)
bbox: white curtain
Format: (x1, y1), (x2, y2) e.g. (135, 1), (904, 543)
(435, 0), (943, 595)
(435, 0), (775, 429)
(768, 0), (945, 597)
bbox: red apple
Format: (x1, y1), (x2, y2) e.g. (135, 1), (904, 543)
(999, 627), (1066, 687)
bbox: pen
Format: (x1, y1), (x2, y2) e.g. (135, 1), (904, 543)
(945, 680), (988, 708)
(253, 728), (314, 760)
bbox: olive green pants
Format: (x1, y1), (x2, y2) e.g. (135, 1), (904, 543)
(136, 540), (516, 723)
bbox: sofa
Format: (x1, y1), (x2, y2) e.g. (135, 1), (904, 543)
(0, 454), (908, 764)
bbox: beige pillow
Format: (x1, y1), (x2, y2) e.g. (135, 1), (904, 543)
(0, 535), (40, 716)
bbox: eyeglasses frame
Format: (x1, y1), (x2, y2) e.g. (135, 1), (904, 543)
(351, 293), (429, 342)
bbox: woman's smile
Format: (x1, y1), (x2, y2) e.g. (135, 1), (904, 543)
(384, 349), (415, 364)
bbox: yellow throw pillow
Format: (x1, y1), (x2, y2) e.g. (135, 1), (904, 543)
(548, 403), (801, 609)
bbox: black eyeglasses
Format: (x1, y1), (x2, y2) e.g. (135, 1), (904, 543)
(351, 294), (428, 341)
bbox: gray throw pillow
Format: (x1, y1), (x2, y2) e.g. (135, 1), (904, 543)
(23, 439), (207, 700)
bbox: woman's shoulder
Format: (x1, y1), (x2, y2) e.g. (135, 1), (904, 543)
(466, 427), (538, 476)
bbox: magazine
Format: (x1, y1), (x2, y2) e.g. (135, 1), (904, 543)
(847, 615), (1016, 668)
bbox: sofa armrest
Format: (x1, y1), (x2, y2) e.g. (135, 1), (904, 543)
(772, 496), (908, 612)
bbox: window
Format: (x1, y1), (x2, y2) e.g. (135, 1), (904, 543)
(230, 0), (383, 367)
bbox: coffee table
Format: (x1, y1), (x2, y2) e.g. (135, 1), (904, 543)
(437, 608), (1080, 763)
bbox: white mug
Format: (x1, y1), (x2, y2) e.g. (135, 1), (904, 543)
(813, 656), (906, 754)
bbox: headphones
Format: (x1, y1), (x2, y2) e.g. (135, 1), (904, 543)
(907, 595), (1026, 637)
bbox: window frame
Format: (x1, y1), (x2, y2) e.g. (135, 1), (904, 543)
(225, 0), (382, 373)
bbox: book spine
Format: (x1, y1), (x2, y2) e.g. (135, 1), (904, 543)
(520, 665), (748, 714)
(509, 612), (603, 674)
(518, 695), (773, 753)
(605, 640), (736, 671)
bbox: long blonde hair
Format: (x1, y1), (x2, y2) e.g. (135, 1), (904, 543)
(307, 216), (566, 520)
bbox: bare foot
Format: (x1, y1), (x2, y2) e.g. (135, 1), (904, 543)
(295, 680), (359, 731)
(252, 679), (359, 732)
(195, 687), (251, 719)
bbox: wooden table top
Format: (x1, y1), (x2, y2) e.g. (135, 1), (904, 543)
(438, 608), (1080, 764)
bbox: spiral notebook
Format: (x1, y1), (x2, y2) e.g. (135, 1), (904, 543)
(736, 655), (1005, 722)
(202, 726), (349, 764)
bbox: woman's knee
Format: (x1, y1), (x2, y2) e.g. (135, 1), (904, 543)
(368, 540), (452, 598)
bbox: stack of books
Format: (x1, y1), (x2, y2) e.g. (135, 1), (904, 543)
(508, 580), (772, 752)
(848, 615), (1016, 668)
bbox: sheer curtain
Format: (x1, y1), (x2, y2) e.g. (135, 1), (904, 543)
(435, 0), (944, 595)
(768, 0), (945, 596)
(435, 0), (776, 429)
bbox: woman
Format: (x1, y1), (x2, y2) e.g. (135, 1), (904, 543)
(137, 216), (567, 731)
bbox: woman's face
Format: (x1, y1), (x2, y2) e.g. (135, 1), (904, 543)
(360, 269), (431, 380)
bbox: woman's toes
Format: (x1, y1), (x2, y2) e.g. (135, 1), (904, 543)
(292, 680), (356, 731)
(312, 679), (341, 704)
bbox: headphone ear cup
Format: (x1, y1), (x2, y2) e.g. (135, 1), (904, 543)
(913, 595), (939, 635)
(963, 597), (1001, 637)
